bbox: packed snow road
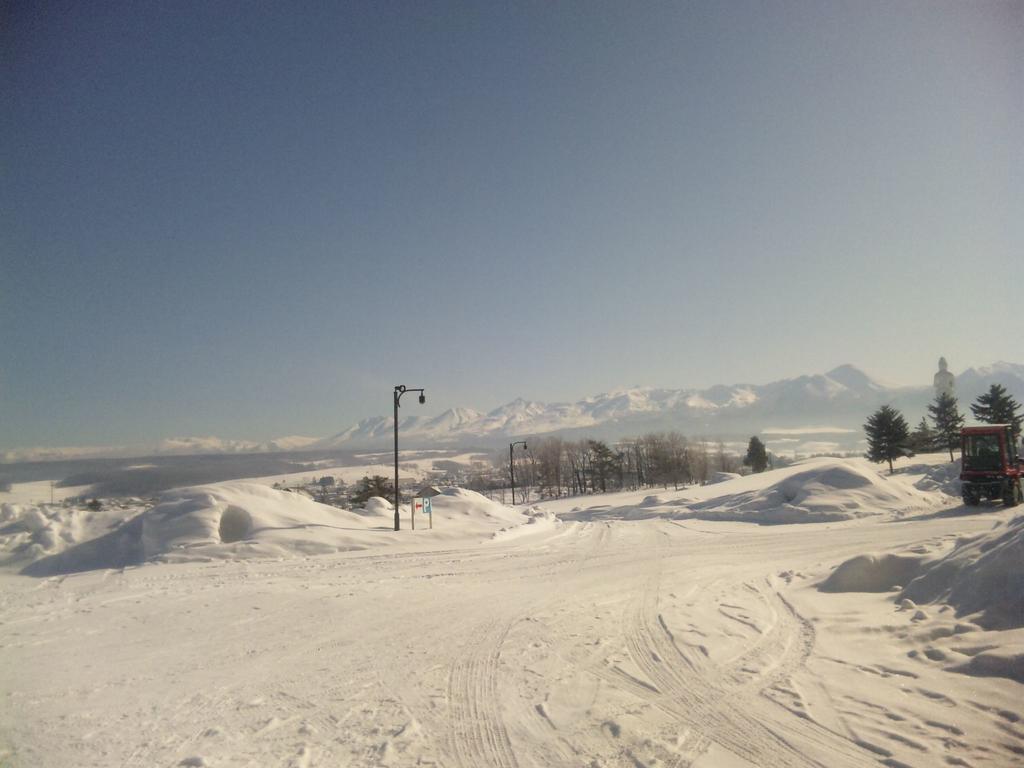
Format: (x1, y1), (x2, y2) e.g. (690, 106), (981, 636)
(3, 505), (1021, 768)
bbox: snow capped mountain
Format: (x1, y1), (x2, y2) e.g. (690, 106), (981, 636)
(8, 363), (1021, 462)
(157, 362), (1024, 455)
(477, 398), (550, 432)
(954, 361), (1024, 394)
(255, 435), (321, 452)
(424, 407), (485, 431)
(320, 362), (1024, 448)
(156, 436), (261, 454)
(824, 364), (885, 393)
(319, 416), (393, 446)
(153, 435), (321, 455)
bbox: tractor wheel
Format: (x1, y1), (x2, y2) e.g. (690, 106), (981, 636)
(1005, 481), (1022, 508)
(963, 487), (979, 506)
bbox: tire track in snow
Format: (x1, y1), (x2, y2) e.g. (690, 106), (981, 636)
(443, 519), (616, 768)
(445, 618), (520, 768)
(623, 572), (793, 767)
(611, 535), (850, 768)
(708, 581), (870, 765)
(720, 580), (813, 689)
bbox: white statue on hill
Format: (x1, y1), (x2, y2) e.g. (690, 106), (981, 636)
(933, 357), (955, 400)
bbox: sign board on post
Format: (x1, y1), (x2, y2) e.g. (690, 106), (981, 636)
(412, 497), (424, 530)
(423, 497), (432, 529)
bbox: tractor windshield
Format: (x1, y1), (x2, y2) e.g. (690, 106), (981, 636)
(963, 433), (1003, 471)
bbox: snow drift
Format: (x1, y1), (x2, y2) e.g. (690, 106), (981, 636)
(684, 459), (934, 524)
(1, 499), (148, 569)
(901, 515), (1024, 630)
(818, 553), (924, 592)
(20, 484), (528, 576)
(818, 515), (1024, 626)
(817, 514), (1024, 684)
(552, 458), (942, 525)
(911, 458), (962, 497)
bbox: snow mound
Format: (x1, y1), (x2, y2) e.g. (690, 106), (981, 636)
(639, 494), (670, 507)
(816, 516), (1024, 685)
(1, 500), (147, 569)
(20, 484), (531, 576)
(901, 516), (1024, 630)
(949, 645), (1024, 683)
(686, 460), (931, 524)
(708, 471), (741, 485)
(522, 506), (558, 524)
(23, 483), (382, 575)
(912, 459), (962, 497)
(818, 553), (924, 593)
(490, 504), (560, 541)
(362, 496), (394, 516)
(436, 487), (518, 520)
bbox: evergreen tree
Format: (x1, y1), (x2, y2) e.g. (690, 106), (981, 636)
(927, 392), (965, 462)
(970, 384), (1023, 441)
(743, 436), (769, 473)
(587, 440), (620, 492)
(351, 475), (394, 504)
(864, 405), (911, 474)
(908, 417), (935, 454)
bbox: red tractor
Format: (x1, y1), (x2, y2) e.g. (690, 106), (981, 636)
(960, 424), (1023, 507)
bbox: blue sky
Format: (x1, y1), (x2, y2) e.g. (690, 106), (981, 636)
(1, 1), (1020, 451)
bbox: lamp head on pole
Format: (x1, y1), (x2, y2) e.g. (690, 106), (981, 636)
(419, 393), (426, 404)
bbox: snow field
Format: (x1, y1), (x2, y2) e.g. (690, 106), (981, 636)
(2, 454), (1022, 767)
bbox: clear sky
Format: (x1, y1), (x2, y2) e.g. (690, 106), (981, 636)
(1, 1), (1021, 451)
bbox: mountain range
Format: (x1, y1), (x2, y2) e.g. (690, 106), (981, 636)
(5, 362), (1022, 462)
(315, 361), (1024, 450)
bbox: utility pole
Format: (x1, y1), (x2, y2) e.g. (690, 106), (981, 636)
(509, 440), (527, 505)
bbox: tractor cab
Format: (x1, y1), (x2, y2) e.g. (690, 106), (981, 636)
(960, 424), (1023, 506)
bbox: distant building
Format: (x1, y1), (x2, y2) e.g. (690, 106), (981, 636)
(934, 357), (955, 399)
(318, 476), (336, 488)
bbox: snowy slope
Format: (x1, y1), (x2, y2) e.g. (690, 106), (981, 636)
(537, 456), (943, 525)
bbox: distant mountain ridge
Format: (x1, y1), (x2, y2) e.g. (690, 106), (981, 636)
(314, 361), (1024, 449)
(5, 362), (1022, 462)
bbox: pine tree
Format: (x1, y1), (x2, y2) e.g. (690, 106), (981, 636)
(928, 392), (965, 462)
(351, 475), (394, 504)
(970, 384), (1023, 441)
(864, 405), (911, 474)
(909, 417), (935, 455)
(587, 440), (620, 492)
(743, 436), (769, 473)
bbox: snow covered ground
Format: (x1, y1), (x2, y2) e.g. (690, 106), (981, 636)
(1, 454), (1022, 767)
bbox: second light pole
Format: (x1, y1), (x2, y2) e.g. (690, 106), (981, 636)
(393, 385), (425, 531)
(509, 440), (527, 505)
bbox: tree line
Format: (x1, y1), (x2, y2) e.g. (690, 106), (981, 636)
(462, 433), (758, 503)
(864, 384), (1023, 473)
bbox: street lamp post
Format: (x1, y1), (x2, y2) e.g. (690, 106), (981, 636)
(393, 385), (425, 531)
(509, 440), (527, 505)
